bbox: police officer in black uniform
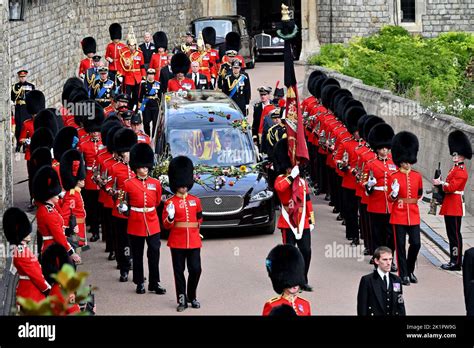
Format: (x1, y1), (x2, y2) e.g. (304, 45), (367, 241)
(138, 68), (161, 136)
(221, 60), (250, 116)
(92, 66), (116, 108)
(11, 70), (35, 150)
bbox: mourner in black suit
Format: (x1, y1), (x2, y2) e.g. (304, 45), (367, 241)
(357, 246), (406, 316)
(160, 64), (175, 93)
(186, 61), (210, 90)
(463, 247), (474, 316)
(139, 32), (156, 70)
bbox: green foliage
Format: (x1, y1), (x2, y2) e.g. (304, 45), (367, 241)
(308, 26), (474, 124)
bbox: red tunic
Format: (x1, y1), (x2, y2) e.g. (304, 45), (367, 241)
(189, 51), (213, 81)
(106, 161), (135, 219)
(149, 52), (169, 81)
(163, 193), (203, 249)
(135, 130), (151, 145)
(78, 136), (102, 190)
(122, 176), (162, 237)
(19, 119), (34, 161)
(334, 137), (359, 190)
(274, 175), (314, 230)
(439, 163), (469, 216)
(49, 283), (81, 315)
(167, 78), (196, 92)
(118, 48), (146, 85)
(36, 202), (74, 254)
(262, 295), (311, 316)
(14, 245), (50, 303)
(99, 156), (117, 208)
(60, 188), (87, 247)
(388, 169), (423, 226)
(78, 57), (93, 77)
(208, 48), (220, 80)
(365, 157), (398, 214)
(105, 41), (126, 72)
(258, 104), (276, 138)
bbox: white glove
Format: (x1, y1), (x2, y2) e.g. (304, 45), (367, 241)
(290, 165), (300, 179)
(107, 57), (114, 63)
(25, 138), (31, 145)
(310, 224), (315, 232)
(391, 179), (400, 197)
(367, 177), (377, 188)
(58, 191), (66, 199)
(167, 202), (175, 220)
(118, 203), (128, 214)
(117, 76), (123, 83)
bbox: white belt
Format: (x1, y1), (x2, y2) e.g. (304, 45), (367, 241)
(19, 275), (30, 280)
(373, 186), (387, 191)
(454, 191), (464, 195)
(86, 166), (93, 170)
(130, 207), (155, 213)
(42, 236), (54, 241)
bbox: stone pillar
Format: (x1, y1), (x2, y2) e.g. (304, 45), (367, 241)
(201, 0), (236, 16)
(299, 0), (320, 61)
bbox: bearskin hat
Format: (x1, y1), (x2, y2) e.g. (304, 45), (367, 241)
(168, 156), (194, 193)
(339, 99), (364, 122)
(171, 52), (191, 75)
(368, 123), (394, 150)
(268, 304), (298, 317)
(101, 118), (122, 148)
(109, 23), (122, 40)
(357, 115), (370, 139)
(129, 143), (155, 172)
(107, 125), (123, 153)
(25, 90), (45, 115)
(81, 36), (96, 55)
(82, 100), (105, 133)
(448, 130), (473, 160)
(321, 77), (340, 90)
(62, 78), (84, 105)
(312, 77), (329, 99)
(30, 127), (54, 154)
(34, 109), (58, 136)
(41, 244), (75, 285)
(362, 115), (385, 141)
(266, 244), (306, 294)
(30, 147), (53, 178)
(202, 27), (216, 47)
(153, 31), (168, 50)
(32, 165), (62, 202)
(2, 207), (31, 245)
(60, 149), (86, 191)
(49, 108), (64, 130)
(320, 85), (340, 110)
(113, 128), (137, 153)
(307, 70), (326, 94)
(53, 126), (79, 161)
(391, 131), (419, 166)
(69, 87), (89, 104)
(225, 31), (241, 51)
(345, 106), (367, 134)
(273, 138), (292, 174)
(331, 89), (353, 116)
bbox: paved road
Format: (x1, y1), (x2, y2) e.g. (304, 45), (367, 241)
(12, 61), (466, 315)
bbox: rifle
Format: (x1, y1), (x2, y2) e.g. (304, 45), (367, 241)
(425, 162), (445, 215)
(92, 164), (101, 185)
(100, 168), (108, 188)
(111, 178), (118, 200)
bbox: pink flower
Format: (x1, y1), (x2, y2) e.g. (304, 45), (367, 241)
(209, 117), (214, 122)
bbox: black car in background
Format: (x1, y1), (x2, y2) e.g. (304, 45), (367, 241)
(153, 90), (275, 235)
(190, 15), (257, 68)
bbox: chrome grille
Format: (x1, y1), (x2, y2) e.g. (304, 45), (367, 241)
(200, 195), (244, 215)
(255, 33), (271, 49)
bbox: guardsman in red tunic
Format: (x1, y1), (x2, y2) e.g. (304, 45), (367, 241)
(434, 130), (472, 271)
(105, 23), (126, 85)
(273, 139), (314, 292)
(33, 166), (81, 264)
(118, 27), (146, 108)
(222, 32), (246, 69)
(53, 126), (80, 183)
(168, 52), (196, 92)
(202, 27), (220, 88)
(189, 33), (213, 83)
(149, 32), (169, 82)
(364, 123), (397, 269)
(78, 37), (96, 79)
(3, 208), (51, 305)
(263, 244), (311, 316)
(60, 149), (88, 252)
(77, 101), (104, 242)
(163, 156), (203, 312)
(105, 128), (137, 281)
(120, 143), (166, 295)
(335, 105), (366, 245)
(388, 132), (423, 285)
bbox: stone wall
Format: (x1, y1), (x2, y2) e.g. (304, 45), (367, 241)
(304, 65), (474, 214)
(422, 0), (474, 37)
(8, 0), (203, 107)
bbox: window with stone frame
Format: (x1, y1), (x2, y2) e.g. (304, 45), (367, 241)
(400, 0), (416, 23)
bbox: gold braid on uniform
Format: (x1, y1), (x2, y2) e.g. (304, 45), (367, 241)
(11, 84), (24, 103)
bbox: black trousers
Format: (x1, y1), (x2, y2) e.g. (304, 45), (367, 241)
(281, 228), (311, 284)
(359, 201), (372, 253)
(393, 224), (421, 278)
(444, 215), (463, 266)
(82, 189), (100, 234)
(143, 106), (159, 136)
(328, 168), (337, 207)
(336, 176), (344, 217)
(369, 212), (393, 252)
(129, 233), (161, 285)
(27, 160), (34, 201)
(343, 188), (359, 240)
(170, 248), (202, 304)
(102, 207), (113, 252)
(308, 143), (318, 186)
(125, 84), (140, 110)
(112, 216), (131, 272)
(317, 153), (328, 194)
(14, 105), (30, 143)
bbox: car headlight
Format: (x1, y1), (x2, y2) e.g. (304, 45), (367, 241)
(272, 37), (280, 45)
(250, 190), (273, 202)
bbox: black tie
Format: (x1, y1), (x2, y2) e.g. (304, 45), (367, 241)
(383, 275), (388, 289)
(194, 73), (198, 86)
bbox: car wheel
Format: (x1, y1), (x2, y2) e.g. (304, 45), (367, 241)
(261, 217), (275, 235)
